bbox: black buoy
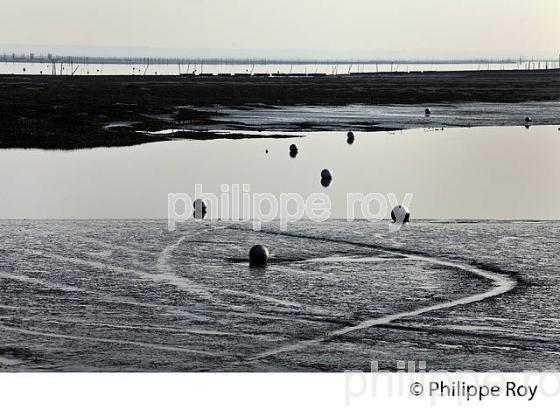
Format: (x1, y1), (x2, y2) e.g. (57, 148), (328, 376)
(193, 198), (207, 219)
(289, 144), (298, 158)
(347, 131), (355, 145)
(265, 149), (269, 154)
(425, 108), (431, 116)
(321, 169), (333, 180)
(391, 205), (410, 224)
(525, 116), (533, 123)
(249, 245), (269, 267)
(320, 178), (332, 188)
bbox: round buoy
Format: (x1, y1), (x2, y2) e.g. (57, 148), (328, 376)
(347, 131), (355, 139)
(249, 245), (269, 267)
(425, 108), (431, 116)
(525, 116), (533, 123)
(321, 169), (333, 180)
(193, 198), (207, 219)
(320, 178), (332, 188)
(347, 131), (355, 145)
(391, 205), (410, 224)
(289, 144), (298, 158)
(265, 149), (269, 154)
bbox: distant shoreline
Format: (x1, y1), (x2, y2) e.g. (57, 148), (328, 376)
(1, 70), (559, 149)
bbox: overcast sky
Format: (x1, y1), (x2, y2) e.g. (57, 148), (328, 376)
(2, 0), (559, 58)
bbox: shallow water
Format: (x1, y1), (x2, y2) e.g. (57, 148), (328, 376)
(0, 219), (558, 371)
(2, 62), (556, 76)
(1, 125), (560, 219)
(214, 102), (560, 130)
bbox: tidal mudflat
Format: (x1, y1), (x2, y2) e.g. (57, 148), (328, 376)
(1, 124), (560, 371)
(1, 69), (560, 372)
(1, 70), (560, 149)
(0, 219), (558, 372)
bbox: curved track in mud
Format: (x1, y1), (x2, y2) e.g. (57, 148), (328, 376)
(227, 228), (518, 362)
(0, 223), (519, 370)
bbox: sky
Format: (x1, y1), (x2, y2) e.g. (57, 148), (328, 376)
(1, 0), (559, 58)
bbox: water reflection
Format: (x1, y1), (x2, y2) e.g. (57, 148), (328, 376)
(4, 62), (557, 76)
(1, 125), (560, 219)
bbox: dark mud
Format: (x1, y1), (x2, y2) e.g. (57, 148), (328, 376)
(1, 70), (559, 149)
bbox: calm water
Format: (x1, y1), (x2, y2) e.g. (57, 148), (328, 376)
(2, 61), (559, 76)
(1, 125), (560, 219)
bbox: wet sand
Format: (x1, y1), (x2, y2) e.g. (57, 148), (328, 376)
(1, 70), (559, 149)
